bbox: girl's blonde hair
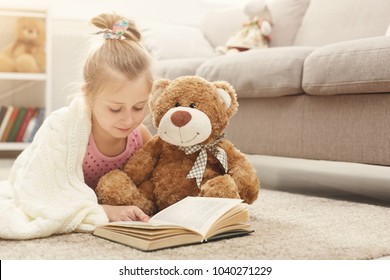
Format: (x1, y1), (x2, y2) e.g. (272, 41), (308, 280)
(83, 13), (152, 101)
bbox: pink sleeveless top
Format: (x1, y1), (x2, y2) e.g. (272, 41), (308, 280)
(83, 128), (143, 189)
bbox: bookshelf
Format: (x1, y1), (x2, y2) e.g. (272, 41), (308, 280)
(0, 3), (51, 153)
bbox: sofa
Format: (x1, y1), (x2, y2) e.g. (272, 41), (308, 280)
(139, 0), (390, 202)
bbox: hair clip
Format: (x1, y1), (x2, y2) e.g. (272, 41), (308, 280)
(96, 19), (130, 40)
(113, 19), (129, 36)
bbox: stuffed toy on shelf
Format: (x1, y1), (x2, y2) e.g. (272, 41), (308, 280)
(216, 0), (272, 55)
(96, 76), (260, 215)
(0, 17), (46, 73)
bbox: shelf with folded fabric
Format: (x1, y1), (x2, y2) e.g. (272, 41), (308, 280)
(0, 4), (51, 153)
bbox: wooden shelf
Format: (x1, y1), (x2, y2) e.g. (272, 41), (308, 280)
(0, 142), (29, 151)
(0, 72), (47, 81)
(0, 9), (46, 18)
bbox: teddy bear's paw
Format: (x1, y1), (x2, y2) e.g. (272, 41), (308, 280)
(199, 174), (240, 199)
(15, 54), (40, 73)
(137, 199), (156, 216)
(96, 169), (157, 215)
(95, 169), (139, 205)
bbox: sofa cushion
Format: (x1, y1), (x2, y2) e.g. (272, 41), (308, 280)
(303, 36), (390, 95)
(200, 6), (247, 48)
(155, 58), (208, 80)
(196, 46), (315, 98)
(294, 0), (390, 46)
(267, 0), (310, 47)
(138, 21), (214, 60)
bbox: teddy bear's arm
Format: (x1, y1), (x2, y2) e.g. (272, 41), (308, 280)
(220, 140), (260, 203)
(34, 47), (46, 71)
(123, 134), (163, 185)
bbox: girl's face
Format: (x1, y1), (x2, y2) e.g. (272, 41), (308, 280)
(90, 74), (150, 139)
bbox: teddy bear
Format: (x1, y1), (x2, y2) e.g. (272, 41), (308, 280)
(0, 17), (46, 73)
(95, 76), (260, 215)
(216, 0), (272, 55)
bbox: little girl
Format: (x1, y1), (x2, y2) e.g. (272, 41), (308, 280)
(0, 13), (153, 239)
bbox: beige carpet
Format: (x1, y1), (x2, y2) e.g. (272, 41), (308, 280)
(0, 159), (390, 260)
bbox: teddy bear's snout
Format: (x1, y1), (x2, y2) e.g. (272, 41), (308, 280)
(170, 110), (192, 128)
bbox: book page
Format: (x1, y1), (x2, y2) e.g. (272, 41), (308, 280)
(150, 196), (242, 236)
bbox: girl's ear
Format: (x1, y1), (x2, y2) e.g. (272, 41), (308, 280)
(82, 85), (93, 108)
(149, 78), (170, 112)
(213, 80), (239, 118)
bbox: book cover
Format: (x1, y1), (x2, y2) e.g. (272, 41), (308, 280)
(1, 106), (18, 142)
(22, 110), (39, 142)
(28, 107), (45, 142)
(15, 107), (36, 142)
(0, 106), (14, 140)
(7, 107), (27, 142)
(0, 106), (7, 127)
(93, 197), (253, 251)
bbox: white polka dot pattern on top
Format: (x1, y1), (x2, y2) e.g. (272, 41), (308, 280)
(82, 128), (143, 189)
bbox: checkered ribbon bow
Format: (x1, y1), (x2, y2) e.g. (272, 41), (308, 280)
(179, 135), (228, 188)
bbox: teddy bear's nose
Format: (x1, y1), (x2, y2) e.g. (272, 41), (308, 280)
(171, 110), (192, 127)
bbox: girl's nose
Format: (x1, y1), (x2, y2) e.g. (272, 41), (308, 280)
(121, 110), (134, 125)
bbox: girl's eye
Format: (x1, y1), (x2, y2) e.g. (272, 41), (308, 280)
(189, 103), (196, 108)
(109, 108), (122, 113)
(133, 107), (144, 112)
(175, 102), (181, 107)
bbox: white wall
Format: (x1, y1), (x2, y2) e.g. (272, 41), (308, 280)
(4, 0), (244, 25)
(51, 0), (203, 25)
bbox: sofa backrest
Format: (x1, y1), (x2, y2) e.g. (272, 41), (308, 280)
(293, 0), (390, 46)
(201, 0), (310, 48)
(200, 6), (247, 48)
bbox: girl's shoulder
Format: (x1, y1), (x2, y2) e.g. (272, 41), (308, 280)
(138, 124), (153, 144)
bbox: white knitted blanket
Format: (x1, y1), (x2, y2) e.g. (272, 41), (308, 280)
(0, 97), (108, 239)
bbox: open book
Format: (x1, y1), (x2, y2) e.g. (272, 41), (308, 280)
(93, 196), (253, 251)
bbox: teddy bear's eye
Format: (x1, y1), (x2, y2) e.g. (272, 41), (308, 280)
(175, 102), (181, 107)
(189, 103), (196, 108)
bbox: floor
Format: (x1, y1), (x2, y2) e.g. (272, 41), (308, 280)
(0, 157), (389, 260)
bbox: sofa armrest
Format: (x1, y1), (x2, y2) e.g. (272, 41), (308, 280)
(386, 24), (390, 36)
(303, 36), (390, 95)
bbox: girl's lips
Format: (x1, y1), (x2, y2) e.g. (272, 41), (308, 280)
(116, 127), (131, 132)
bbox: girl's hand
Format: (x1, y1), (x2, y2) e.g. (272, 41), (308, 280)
(101, 205), (150, 222)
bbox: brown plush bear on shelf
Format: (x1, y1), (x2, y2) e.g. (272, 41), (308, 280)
(96, 76), (260, 215)
(0, 17), (46, 73)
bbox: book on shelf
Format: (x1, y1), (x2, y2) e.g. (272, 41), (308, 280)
(0, 106), (7, 127)
(27, 107), (45, 142)
(1, 106), (19, 142)
(0, 106), (13, 140)
(0, 106), (45, 143)
(7, 106), (27, 142)
(15, 107), (36, 142)
(93, 196), (253, 252)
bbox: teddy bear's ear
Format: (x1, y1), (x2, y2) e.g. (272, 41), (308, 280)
(213, 81), (238, 118)
(149, 78), (170, 111)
